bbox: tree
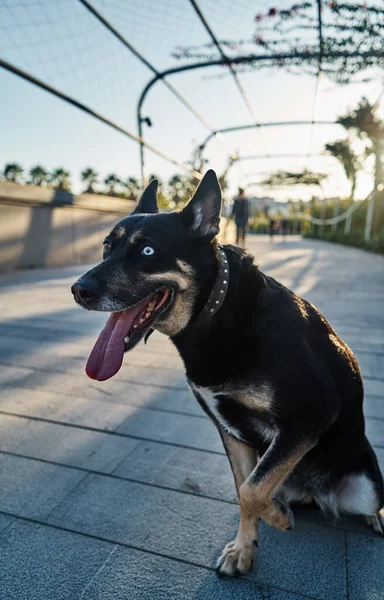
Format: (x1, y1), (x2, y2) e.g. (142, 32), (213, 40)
(3, 162), (23, 183)
(338, 98), (384, 237)
(81, 168), (98, 193)
(167, 174), (197, 208)
(325, 140), (360, 202)
(29, 165), (48, 187)
(124, 177), (141, 201)
(325, 140), (361, 233)
(51, 167), (71, 191)
(148, 173), (162, 185)
(104, 173), (121, 196)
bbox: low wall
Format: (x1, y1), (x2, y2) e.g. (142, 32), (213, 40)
(0, 182), (135, 272)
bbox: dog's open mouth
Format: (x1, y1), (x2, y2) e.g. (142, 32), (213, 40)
(86, 288), (172, 381)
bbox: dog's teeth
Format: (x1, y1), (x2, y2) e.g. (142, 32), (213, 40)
(133, 324), (138, 329)
(139, 318), (145, 324)
(145, 312), (151, 319)
(124, 336), (129, 344)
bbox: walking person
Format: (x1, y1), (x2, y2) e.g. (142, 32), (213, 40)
(281, 218), (288, 241)
(269, 217), (276, 241)
(232, 188), (249, 246)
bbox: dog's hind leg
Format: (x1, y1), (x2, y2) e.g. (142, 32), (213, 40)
(216, 429), (317, 577)
(336, 439), (384, 535)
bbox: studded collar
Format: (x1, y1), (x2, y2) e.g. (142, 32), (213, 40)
(189, 243), (230, 330)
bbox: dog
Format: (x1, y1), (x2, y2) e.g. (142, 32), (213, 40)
(72, 169), (384, 577)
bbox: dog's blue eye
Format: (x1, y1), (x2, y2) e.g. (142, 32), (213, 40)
(103, 243), (111, 259)
(141, 246), (155, 256)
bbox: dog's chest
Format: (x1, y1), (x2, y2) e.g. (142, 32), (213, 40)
(189, 382), (275, 444)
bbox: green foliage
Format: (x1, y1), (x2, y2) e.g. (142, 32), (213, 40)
(305, 192), (384, 253)
(81, 167), (98, 193)
(166, 174), (199, 209)
(50, 168), (71, 191)
(104, 173), (121, 195)
(337, 98), (384, 144)
(261, 169), (328, 188)
(29, 165), (48, 186)
(3, 162), (23, 183)
(173, 2), (384, 84)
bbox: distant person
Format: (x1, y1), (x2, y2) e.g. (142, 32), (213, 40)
(232, 188), (249, 246)
(281, 218), (288, 241)
(269, 218), (276, 240)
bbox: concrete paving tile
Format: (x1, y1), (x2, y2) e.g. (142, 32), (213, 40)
(0, 453), (85, 519)
(115, 407), (222, 452)
(366, 418), (384, 448)
(0, 361), (188, 394)
(364, 395), (384, 420)
(0, 366), (201, 415)
(0, 520), (115, 600)
(246, 520), (347, 600)
(48, 474), (347, 599)
(79, 544), (309, 600)
(346, 531), (384, 600)
(113, 440), (236, 502)
(0, 414), (140, 473)
(47, 473), (237, 567)
(365, 379), (384, 398)
(0, 514), (15, 535)
(0, 380), (203, 419)
(0, 520), (306, 600)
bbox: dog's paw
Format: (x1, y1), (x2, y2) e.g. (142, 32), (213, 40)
(216, 539), (255, 577)
(268, 498), (295, 531)
(365, 509), (384, 536)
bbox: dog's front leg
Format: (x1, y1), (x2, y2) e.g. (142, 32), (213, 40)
(217, 429), (317, 577)
(219, 429), (259, 497)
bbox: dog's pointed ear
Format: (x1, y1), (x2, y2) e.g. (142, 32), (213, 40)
(131, 180), (159, 215)
(182, 170), (222, 240)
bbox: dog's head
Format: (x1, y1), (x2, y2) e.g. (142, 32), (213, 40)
(72, 169), (222, 381)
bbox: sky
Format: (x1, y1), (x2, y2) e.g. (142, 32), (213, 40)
(1, 0), (384, 202)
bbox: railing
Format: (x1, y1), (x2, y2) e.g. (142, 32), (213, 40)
(292, 189), (375, 242)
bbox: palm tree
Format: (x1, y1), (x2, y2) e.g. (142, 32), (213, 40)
(104, 173), (121, 196)
(81, 167), (98, 193)
(3, 162), (23, 183)
(124, 177), (141, 201)
(325, 140), (360, 233)
(338, 98), (384, 238)
(148, 174), (162, 186)
(29, 165), (48, 186)
(167, 174), (197, 208)
(50, 167), (71, 191)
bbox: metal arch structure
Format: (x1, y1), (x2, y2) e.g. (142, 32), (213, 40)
(187, 0), (269, 159)
(194, 120), (342, 167)
(136, 49), (384, 185)
(77, 0), (237, 185)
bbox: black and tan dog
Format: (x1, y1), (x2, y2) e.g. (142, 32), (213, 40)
(72, 170), (384, 576)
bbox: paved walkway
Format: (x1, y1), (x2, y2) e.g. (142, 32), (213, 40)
(0, 235), (383, 600)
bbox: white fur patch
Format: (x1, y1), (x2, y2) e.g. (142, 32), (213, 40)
(189, 384), (244, 440)
(189, 383), (275, 443)
(337, 473), (379, 515)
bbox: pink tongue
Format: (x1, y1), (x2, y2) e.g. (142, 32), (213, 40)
(86, 304), (145, 381)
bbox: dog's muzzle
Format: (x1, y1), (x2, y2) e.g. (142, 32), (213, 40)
(71, 279), (99, 306)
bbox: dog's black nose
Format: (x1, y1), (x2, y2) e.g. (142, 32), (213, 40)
(71, 279), (98, 303)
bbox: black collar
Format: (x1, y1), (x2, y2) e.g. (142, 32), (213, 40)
(188, 243), (230, 330)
